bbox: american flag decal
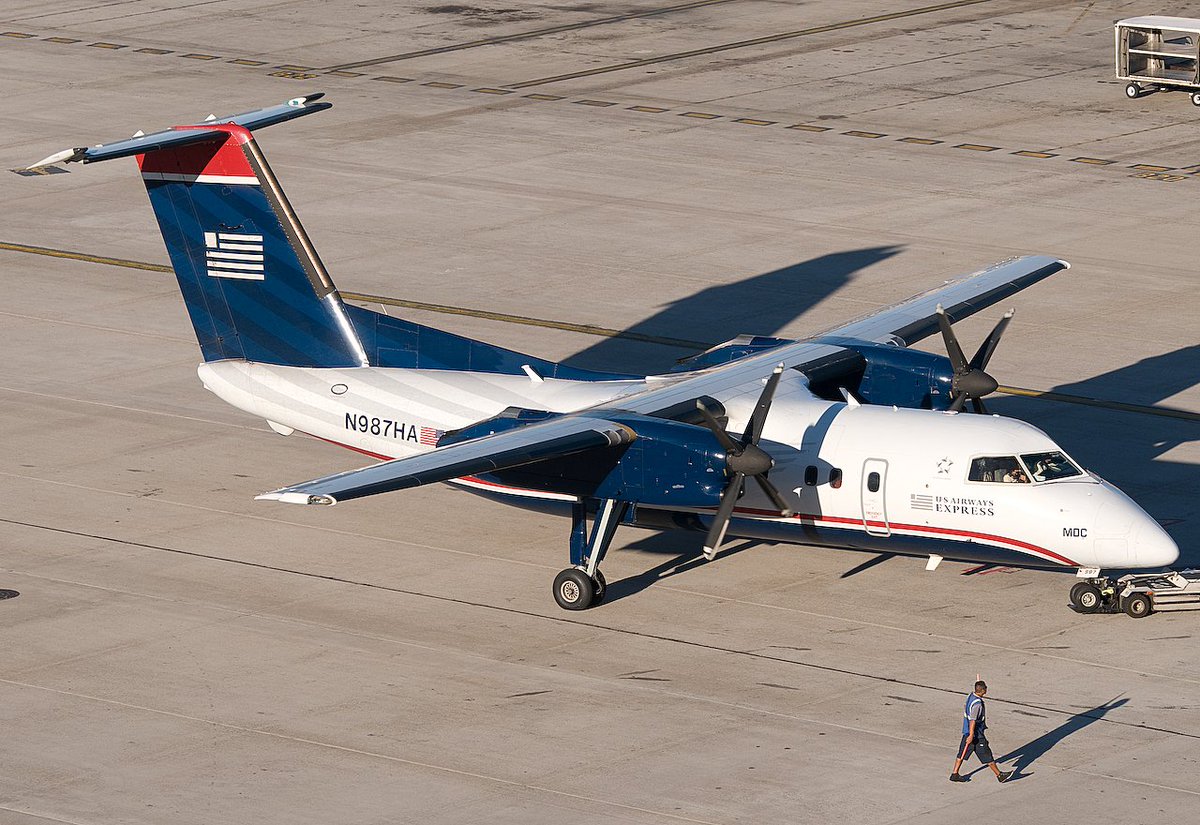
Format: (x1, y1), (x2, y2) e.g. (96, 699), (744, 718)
(204, 232), (265, 280)
(910, 494), (934, 510)
(419, 426), (444, 446)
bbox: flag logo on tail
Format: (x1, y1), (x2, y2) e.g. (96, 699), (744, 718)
(205, 232), (265, 280)
(419, 426), (444, 446)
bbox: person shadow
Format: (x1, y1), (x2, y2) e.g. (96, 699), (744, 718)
(968, 696), (1129, 780)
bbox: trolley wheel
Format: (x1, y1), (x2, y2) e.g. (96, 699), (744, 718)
(1190, 91), (1200, 107)
(1123, 592), (1153, 619)
(553, 568), (594, 611)
(1125, 82), (1141, 99)
(1073, 583), (1102, 613)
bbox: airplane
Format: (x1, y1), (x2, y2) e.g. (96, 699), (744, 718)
(28, 94), (1180, 612)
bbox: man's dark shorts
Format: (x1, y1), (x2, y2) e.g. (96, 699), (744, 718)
(957, 732), (994, 763)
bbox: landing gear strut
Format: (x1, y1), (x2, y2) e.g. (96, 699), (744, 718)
(553, 498), (626, 610)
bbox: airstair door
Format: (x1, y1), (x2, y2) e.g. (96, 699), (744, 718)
(861, 458), (890, 537)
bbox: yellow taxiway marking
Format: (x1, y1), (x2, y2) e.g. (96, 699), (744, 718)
(2, 239), (1194, 421)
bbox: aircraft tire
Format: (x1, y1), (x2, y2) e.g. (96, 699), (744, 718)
(592, 569), (607, 605)
(553, 568), (595, 610)
(1123, 593), (1152, 619)
(1072, 583), (1102, 613)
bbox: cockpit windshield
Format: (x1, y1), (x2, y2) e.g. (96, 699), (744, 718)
(968, 456), (1029, 484)
(1020, 451), (1081, 482)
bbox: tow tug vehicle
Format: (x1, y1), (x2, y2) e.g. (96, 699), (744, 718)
(1071, 569), (1200, 618)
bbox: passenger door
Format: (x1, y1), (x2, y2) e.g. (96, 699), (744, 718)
(861, 458), (890, 537)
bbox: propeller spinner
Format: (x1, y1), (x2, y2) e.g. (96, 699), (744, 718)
(935, 304), (1013, 414)
(694, 364), (793, 560)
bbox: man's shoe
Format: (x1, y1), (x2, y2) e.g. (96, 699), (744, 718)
(997, 770), (1014, 783)
(949, 773), (967, 782)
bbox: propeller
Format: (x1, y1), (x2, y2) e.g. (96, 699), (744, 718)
(935, 304), (1013, 414)
(694, 364), (793, 560)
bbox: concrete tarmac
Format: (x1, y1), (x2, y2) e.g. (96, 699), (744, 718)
(2, 1), (1199, 822)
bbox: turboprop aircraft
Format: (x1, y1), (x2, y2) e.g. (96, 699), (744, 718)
(29, 95), (1179, 611)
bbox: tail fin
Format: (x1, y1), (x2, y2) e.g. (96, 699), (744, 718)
(29, 96), (637, 381)
(33, 95), (368, 368)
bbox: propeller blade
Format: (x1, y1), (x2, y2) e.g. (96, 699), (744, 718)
(969, 309), (1014, 371)
(743, 364), (785, 447)
(702, 473), (744, 560)
(971, 397), (988, 415)
(948, 393), (968, 413)
(936, 305), (970, 375)
(694, 400), (742, 456)
(753, 474), (793, 516)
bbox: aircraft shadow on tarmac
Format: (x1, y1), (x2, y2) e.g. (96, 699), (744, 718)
(563, 246), (902, 375)
(964, 696), (1130, 781)
(606, 532), (771, 604)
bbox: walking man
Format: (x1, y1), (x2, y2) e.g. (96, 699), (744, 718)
(950, 680), (1014, 783)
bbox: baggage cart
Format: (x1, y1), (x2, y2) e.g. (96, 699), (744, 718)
(1115, 16), (1200, 103)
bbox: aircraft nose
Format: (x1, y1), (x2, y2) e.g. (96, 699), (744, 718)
(1131, 517), (1180, 568)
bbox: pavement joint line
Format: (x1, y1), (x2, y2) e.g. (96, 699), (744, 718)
(2, 239), (1195, 421)
(322, 0), (742, 72)
(1, 31), (36, 38)
(4, 469), (1197, 689)
(506, 0), (998, 88)
(6, 514), (1200, 744)
(4, 30), (1189, 181)
(0, 672), (727, 825)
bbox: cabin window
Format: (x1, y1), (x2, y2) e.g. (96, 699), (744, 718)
(867, 472), (881, 493)
(968, 456), (1029, 484)
(1021, 451), (1081, 482)
(804, 465), (818, 486)
(830, 468), (843, 489)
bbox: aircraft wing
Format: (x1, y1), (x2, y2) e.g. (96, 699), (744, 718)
(260, 255), (1067, 506)
(258, 414), (635, 504)
(814, 255), (1068, 346)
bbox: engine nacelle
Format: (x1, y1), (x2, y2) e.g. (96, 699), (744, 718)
(448, 410), (729, 506)
(806, 340), (955, 409)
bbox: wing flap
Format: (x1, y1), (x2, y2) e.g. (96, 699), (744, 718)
(258, 414), (635, 504)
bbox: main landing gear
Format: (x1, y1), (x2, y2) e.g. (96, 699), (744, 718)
(553, 498), (626, 610)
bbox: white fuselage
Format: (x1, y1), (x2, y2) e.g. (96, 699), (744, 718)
(199, 360), (1179, 572)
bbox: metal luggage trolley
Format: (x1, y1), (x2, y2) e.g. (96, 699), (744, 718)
(1116, 16), (1200, 103)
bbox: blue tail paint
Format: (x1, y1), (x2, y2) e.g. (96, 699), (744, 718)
(119, 100), (629, 379)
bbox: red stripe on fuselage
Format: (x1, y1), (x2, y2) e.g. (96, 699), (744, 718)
(307, 433), (1077, 566)
(137, 124), (256, 179)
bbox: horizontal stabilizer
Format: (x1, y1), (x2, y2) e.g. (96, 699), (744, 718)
(258, 415), (637, 504)
(26, 94), (330, 170)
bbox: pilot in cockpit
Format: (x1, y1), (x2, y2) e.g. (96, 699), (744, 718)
(1002, 467), (1029, 484)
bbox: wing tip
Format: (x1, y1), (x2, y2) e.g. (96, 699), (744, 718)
(256, 491), (337, 505)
